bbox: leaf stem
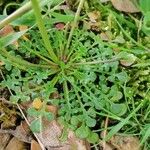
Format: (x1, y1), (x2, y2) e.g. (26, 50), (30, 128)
(73, 57), (119, 65)
(63, 80), (71, 110)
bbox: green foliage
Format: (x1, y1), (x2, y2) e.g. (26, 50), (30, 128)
(30, 118), (42, 132)
(0, 0), (150, 147)
(139, 0), (150, 36)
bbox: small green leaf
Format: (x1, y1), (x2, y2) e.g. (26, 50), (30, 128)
(87, 107), (96, 118)
(27, 108), (40, 117)
(86, 116), (96, 127)
(71, 116), (79, 126)
(110, 103), (127, 116)
(142, 12), (150, 36)
(5, 62), (12, 71)
(116, 71), (129, 83)
(110, 91), (123, 102)
(75, 124), (90, 139)
(87, 132), (99, 143)
(30, 118), (42, 133)
(10, 95), (20, 104)
(44, 112), (54, 121)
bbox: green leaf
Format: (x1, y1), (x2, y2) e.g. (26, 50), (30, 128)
(140, 124), (150, 145)
(27, 108), (40, 117)
(106, 100), (145, 140)
(87, 132), (99, 143)
(30, 118), (42, 133)
(110, 91), (123, 102)
(44, 112), (54, 121)
(86, 116), (96, 127)
(139, 0), (150, 14)
(10, 95), (20, 104)
(116, 71), (129, 83)
(11, 12), (36, 26)
(50, 12), (74, 24)
(142, 12), (150, 36)
(0, 30), (28, 48)
(87, 107), (96, 118)
(5, 62), (12, 71)
(110, 103), (127, 116)
(71, 116), (79, 126)
(75, 124), (90, 139)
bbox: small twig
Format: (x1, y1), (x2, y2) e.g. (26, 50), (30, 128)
(102, 117), (109, 150)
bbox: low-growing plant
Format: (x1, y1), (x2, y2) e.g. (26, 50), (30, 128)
(0, 0), (149, 147)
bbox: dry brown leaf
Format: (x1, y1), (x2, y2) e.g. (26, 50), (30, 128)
(29, 120), (90, 150)
(14, 121), (32, 143)
(5, 137), (26, 150)
(111, 0), (140, 13)
(46, 105), (58, 116)
(68, 131), (90, 150)
(0, 121), (32, 143)
(55, 23), (65, 30)
(0, 25), (14, 37)
(110, 135), (141, 150)
(100, 32), (112, 41)
(51, 91), (61, 99)
(31, 140), (41, 150)
(19, 25), (29, 41)
(88, 11), (100, 23)
(83, 11), (101, 31)
(0, 133), (11, 150)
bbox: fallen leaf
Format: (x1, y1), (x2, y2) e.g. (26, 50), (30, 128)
(68, 131), (90, 150)
(110, 135), (141, 150)
(100, 32), (112, 41)
(50, 91), (61, 99)
(0, 25), (14, 37)
(88, 11), (100, 23)
(19, 25), (29, 41)
(1, 114), (17, 129)
(0, 121), (32, 143)
(111, 0), (140, 13)
(55, 23), (65, 30)
(31, 140), (41, 150)
(5, 137), (26, 150)
(46, 105), (58, 116)
(0, 133), (11, 150)
(28, 119), (90, 150)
